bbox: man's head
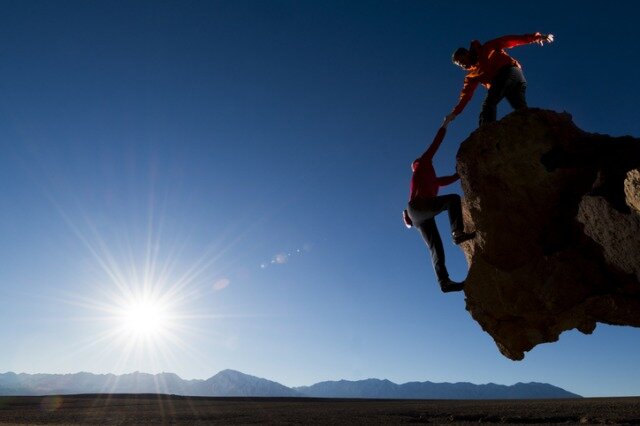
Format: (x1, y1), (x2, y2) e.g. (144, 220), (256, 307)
(452, 47), (474, 70)
(411, 159), (420, 172)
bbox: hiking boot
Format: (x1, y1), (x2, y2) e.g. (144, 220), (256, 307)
(440, 279), (465, 293)
(452, 230), (476, 245)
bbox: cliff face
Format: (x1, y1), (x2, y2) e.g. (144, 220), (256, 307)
(456, 109), (640, 360)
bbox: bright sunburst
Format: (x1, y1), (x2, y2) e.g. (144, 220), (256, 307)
(119, 298), (170, 337)
(57, 217), (224, 377)
(96, 283), (189, 353)
(48, 179), (240, 382)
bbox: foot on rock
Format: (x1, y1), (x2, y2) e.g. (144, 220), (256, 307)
(440, 279), (465, 293)
(453, 231), (476, 245)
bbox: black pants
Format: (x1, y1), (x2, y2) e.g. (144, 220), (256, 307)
(479, 66), (527, 126)
(407, 194), (463, 284)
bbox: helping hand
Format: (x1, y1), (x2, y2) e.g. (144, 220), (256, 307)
(535, 33), (554, 46)
(443, 113), (456, 128)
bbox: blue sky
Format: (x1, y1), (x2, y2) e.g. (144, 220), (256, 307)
(0, 1), (639, 397)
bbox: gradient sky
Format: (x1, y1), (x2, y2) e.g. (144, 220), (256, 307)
(1, 1), (639, 397)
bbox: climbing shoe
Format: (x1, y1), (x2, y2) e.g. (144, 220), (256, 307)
(453, 230), (476, 245)
(440, 279), (465, 293)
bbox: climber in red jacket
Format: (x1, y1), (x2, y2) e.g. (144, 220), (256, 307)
(444, 32), (554, 127)
(403, 123), (475, 293)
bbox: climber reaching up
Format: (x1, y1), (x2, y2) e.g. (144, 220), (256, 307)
(443, 32), (554, 127)
(403, 121), (475, 293)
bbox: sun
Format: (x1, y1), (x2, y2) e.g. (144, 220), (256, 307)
(52, 188), (227, 375)
(121, 299), (169, 336)
(112, 294), (176, 341)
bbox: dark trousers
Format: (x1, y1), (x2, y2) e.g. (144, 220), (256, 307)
(479, 66), (527, 126)
(407, 194), (463, 284)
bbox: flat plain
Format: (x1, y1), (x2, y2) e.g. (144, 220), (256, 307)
(0, 394), (639, 424)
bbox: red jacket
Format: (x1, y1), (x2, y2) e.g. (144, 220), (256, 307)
(409, 127), (459, 201)
(451, 33), (541, 116)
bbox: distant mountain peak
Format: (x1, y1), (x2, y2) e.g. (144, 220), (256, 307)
(295, 378), (580, 400)
(0, 370), (580, 399)
(212, 369), (251, 378)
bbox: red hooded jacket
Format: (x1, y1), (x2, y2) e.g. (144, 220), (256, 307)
(409, 127), (459, 201)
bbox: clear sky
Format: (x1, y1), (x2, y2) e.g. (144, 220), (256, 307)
(0, 1), (639, 398)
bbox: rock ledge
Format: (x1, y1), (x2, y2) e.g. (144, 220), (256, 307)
(457, 109), (640, 360)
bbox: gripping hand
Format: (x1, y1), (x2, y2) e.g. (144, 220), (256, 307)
(535, 33), (554, 46)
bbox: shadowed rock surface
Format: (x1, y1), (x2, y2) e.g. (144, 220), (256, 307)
(456, 109), (640, 360)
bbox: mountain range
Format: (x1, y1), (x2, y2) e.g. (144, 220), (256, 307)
(0, 370), (581, 399)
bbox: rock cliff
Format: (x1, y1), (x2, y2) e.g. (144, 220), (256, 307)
(456, 109), (640, 360)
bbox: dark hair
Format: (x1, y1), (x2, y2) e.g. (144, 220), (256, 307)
(452, 47), (468, 64)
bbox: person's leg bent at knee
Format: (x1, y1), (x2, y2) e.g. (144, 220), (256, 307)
(479, 96), (498, 126)
(427, 194), (475, 245)
(505, 67), (528, 110)
(439, 194), (464, 235)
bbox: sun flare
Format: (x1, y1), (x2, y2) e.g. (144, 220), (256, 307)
(121, 299), (169, 336)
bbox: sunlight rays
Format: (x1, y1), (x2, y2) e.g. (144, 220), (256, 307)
(45, 192), (243, 382)
(21, 146), (290, 386)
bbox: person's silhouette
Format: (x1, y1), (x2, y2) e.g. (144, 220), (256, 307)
(403, 123), (475, 293)
(444, 32), (554, 127)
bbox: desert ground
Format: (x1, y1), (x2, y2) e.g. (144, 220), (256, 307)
(0, 394), (638, 424)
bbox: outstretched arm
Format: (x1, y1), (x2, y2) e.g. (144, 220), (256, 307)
(449, 76), (479, 119)
(485, 32), (554, 50)
(419, 126), (447, 162)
